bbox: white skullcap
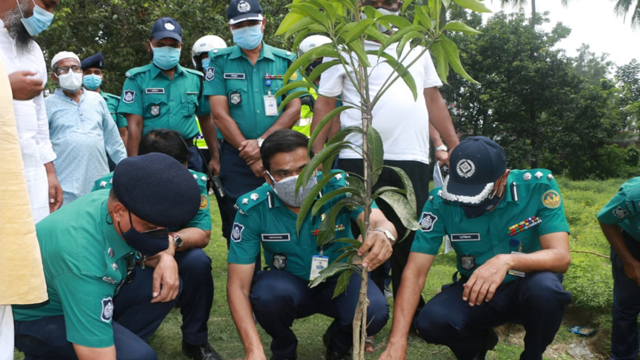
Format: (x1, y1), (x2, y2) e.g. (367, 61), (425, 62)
(51, 51), (80, 69)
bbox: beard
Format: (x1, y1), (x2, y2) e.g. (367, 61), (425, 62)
(4, 0), (34, 53)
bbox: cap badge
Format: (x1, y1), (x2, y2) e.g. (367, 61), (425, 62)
(456, 159), (476, 178)
(238, 0), (251, 12)
(164, 22), (175, 30)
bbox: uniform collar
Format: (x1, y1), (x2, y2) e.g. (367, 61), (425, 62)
(100, 197), (135, 260)
(149, 62), (185, 79)
(229, 42), (275, 62)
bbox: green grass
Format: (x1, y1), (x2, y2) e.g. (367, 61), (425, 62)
(13, 177), (633, 359)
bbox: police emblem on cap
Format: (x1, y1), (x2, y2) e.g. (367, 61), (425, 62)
(273, 253), (287, 270)
(164, 22), (175, 30)
(150, 105), (160, 117)
(460, 255), (475, 271)
(238, 0), (251, 12)
(123, 90), (135, 103)
(230, 91), (242, 105)
(419, 212), (437, 232)
(613, 206), (629, 218)
(101, 297), (114, 322)
(231, 222), (244, 242)
(456, 159), (476, 178)
(205, 67), (215, 81)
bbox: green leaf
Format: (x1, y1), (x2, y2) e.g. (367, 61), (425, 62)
(307, 59), (342, 84)
(442, 21), (482, 35)
(366, 126), (384, 186)
(440, 35), (479, 84)
(275, 81), (314, 98)
(318, 197), (361, 246)
(285, 16), (317, 39)
(284, 46), (341, 86)
(429, 42), (449, 84)
(373, 186), (407, 197)
(296, 171), (347, 234)
(276, 8), (306, 35)
(402, 0), (414, 12)
(451, 0), (492, 13)
(309, 262), (353, 288)
(277, 90), (308, 113)
(313, 0), (338, 23)
(299, 141), (353, 195)
(377, 14), (413, 29)
(332, 269), (353, 298)
(377, 191), (420, 232)
(341, 19), (377, 44)
(364, 26), (388, 43)
(414, 6), (433, 30)
(291, 29), (311, 56)
(309, 105), (352, 155)
(377, 52), (418, 100)
(333, 247), (359, 264)
(312, 187), (361, 216)
(344, 38), (371, 68)
(397, 31), (426, 58)
(289, 3), (331, 29)
(382, 25), (424, 51)
(333, 238), (364, 247)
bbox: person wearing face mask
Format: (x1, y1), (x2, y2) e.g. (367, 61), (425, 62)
(81, 52), (128, 150)
(379, 137), (572, 360)
(203, 0), (303, 248)
(44, 52), (126, 207)
(227, 129), (396, 360)
(13, 153), (201, 360)
(118, 17), (217, 177)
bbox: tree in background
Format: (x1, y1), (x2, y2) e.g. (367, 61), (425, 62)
(613, 0), (640, 27)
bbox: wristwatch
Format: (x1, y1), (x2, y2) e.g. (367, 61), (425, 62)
(434, 144), (448, 152)
(171, 232), (183, 249)
(257, 137), (265, 148)
(372, 228), (396, 243)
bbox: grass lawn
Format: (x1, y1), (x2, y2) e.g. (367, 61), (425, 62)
(14, 176), (628, 359)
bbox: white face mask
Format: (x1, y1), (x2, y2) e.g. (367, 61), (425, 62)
(57, 71), (83, 91)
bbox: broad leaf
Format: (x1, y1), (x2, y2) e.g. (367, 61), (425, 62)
(309, 105), (352, 155)
(290, 3), (331, 29)
(341, 19), (377, 44)
(414, 6), (433, 30)
(275, 80), (314, 97)
(366, 126), (384, 186)
(373, 186), (406, 196)
(276, 2), (306, 36)
(332, 269), (353, 298)
(333, 238), (364, 247)
(442, 21), (482, 35)
(299, 141), (353, 192)
(383, 165), (417, 212)
(307, 59), (342, 84)
(317, 197), (361, 246)
(277, 90), (309, 112)
(451, 0), (492, 13)
(284, 46), (341, 86)
(429, 41), (450, 84)
(309, 262), (353, 288)
(377, 14), (413, 29)
(285, 16), (317, 39)
(296, 171), (346, 234)
(311, 187), (360, 216)
(377, 191), (420, 232)
(376, 52), (418, 100)
(440, 35), (479, 84)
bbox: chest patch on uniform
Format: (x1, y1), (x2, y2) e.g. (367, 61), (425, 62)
(613, 206), (629, 218)
(261, 233), (291, 242)
(542, 190), (561, 209)
(123, 90), (135, 103)
(102, 276), (117, 284)
(460, 255), (476, 270)
(205, 67), (215, 81)
(224, 73), (246, 80)
(200, 195), (208, 209)
(145, 88), (165, 94)
(419, 212), (438, 232)
(230, 92), (242, 105)
(231, 222), (244, 243)
(101, 297), (114, 322)
(451, 233), (480, 242)
(150, 105), (160, 117)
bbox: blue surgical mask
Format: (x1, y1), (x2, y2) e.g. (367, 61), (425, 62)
(201, 58), (210, 69)
(17, 0), (54, 36)
(82, 74), (103, 90)
(151, 45), (181, 70)
(231, 24), (263, 50)
(117, 211), (169, 256)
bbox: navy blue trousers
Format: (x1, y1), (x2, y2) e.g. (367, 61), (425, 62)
(14, 265), (180, 360)
(250, 270), (389, 360)
(415, 271), (572, 360)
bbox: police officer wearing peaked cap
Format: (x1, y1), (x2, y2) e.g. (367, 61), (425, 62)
(379, 136), (573, 360)
(13, 153), (201, 359)
(204, 0), (304, 246)
(118, 17), (218, 176)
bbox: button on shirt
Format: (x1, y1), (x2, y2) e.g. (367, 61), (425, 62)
(118, 63), (207, 139)
(46, 88), (127, 205)
(13, 190), (136, 348)
(598, 177), (640, 240)
(412, 169), (570, 283)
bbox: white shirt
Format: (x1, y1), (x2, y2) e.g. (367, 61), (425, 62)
(318, 41), (442, 164)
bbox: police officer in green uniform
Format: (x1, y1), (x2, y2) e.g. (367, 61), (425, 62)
(118, 17), (217, 175)
(204, 0), (302, 245)
(81, 52), (127, 170)
(13, 153), (201, 360)
(227, 130), (394, 360)
(91, 129), (224, 360)
(379, 137), (573, 360)
(598, 177), (640, 360)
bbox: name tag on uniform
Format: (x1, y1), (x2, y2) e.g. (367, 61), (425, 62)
(310, 255), (329, 280)
(261, 233), (291, 242)
(264, 95), (278, 116)
(224, 73), (246, 80)
(451, 233), (480, 242)
(145, 88), (165, 94)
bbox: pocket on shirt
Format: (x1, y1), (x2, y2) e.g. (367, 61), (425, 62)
(144, 94), (168, 119)
(181, 92), (199, 115)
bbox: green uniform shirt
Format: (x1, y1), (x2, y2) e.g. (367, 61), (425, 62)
(91, 170), (212, 231)
(101, 91), (127, 128)
(202, 43), (302, 140)
(597, 177), (640, 240)
(412, 169), (570, 283)
(118, 63), (208, 139)
(13, 190), (135, 348)
(228, 171), (376, 281)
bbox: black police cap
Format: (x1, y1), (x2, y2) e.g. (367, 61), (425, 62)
(81, 52), (105, 70)
(151, 17), (183, 42)
(112, 153), (200, 227)
(228, 0), (264, 25)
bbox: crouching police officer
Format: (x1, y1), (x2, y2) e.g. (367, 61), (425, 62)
(227, 130), (395, 360)
(380, 136), (572, 360)
(13, 153), (201, 359)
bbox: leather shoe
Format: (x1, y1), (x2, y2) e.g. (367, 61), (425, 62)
(323, 326), (351, 360)
(182, 341), (225, 360)
(472, 328), (499, 360)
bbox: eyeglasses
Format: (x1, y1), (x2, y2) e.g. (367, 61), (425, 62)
(56, 65), (82, 75)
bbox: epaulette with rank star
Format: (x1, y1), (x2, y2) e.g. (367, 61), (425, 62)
(124, 64), (154, 78)
(234, 185), (272, 215)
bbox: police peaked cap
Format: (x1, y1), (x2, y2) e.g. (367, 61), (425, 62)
(81, 52), (105, 70)
(112, 153), (200, 227)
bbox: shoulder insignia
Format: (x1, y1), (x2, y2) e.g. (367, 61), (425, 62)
(124, 65), (150, 78)
(209, 47), (233, 59)
(183, 67), (204, 77)
(231, 222), (244, 242)
(542, 190), (561, 209)
(235, 186), (270, 213)
(101, 297), (114, 322)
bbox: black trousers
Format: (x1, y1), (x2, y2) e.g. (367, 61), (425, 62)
(337, 158), (431, 309)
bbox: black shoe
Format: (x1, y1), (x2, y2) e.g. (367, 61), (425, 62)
(182, 341), (225, 360)
(323, 326), (351, 360)
(472, 328), (499, 360)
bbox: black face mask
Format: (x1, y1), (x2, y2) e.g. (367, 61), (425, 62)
(460, 196), (501, 219)
(306, 59), (323, 75)
(117, 211), (169, 256)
